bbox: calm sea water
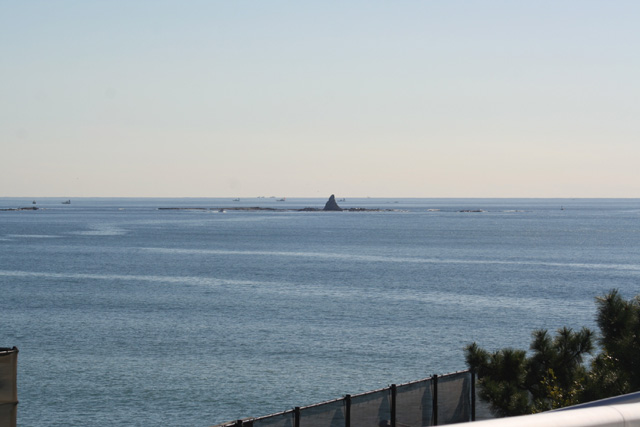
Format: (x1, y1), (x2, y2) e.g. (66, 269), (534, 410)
(1, 197), (640, 426)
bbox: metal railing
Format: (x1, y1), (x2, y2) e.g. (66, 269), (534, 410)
(444, 400), (640, 427)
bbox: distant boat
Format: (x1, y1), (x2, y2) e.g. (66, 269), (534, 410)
(62, 200), (71, 204)
(32, 200), (36, 205)
(232, 198), (240, 202)
(276, 198), (286, 202)
(338, 198), (346, 202)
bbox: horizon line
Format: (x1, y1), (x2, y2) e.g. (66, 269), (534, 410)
(2, 195), (639, 200)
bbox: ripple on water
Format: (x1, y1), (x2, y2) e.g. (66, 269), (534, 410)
(74, 224), (127, 236)
(6, 234), (60, 239)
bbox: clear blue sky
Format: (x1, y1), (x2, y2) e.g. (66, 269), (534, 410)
(2, 1), (639, 197)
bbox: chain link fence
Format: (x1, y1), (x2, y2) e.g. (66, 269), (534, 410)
(214, 369), (493, 427)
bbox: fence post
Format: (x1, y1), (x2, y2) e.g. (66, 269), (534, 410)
(345, 394), (351, 427)
(432, 375), (438, 426)
(471, 369), (476, 422)
(0, 347), (18, 427)
(391, 384), (397, 427)
(295, 406), (300, 427)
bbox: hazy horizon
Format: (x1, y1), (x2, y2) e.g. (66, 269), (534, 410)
(2, 195), (639, 201)
(2, 1), (639, 198)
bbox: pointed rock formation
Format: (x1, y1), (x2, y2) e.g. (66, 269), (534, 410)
(323, 194), (343, 211)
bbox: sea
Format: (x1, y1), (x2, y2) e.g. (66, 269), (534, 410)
(1, 197), (639, 426)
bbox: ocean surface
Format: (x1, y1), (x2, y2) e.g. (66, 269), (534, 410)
(1, 197), (640, 426)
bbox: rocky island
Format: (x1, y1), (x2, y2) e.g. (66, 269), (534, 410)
(0, 206), (39, 211)
(323, 194), (343, 211)
(158, 195), (395, 212)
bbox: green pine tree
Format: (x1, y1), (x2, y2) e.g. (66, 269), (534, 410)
(582, 289), (640, 400)
(466, 327), (593, 416)
(466, 289), (640, 416)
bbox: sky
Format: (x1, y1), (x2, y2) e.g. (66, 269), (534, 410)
(1, 1), (639, 198)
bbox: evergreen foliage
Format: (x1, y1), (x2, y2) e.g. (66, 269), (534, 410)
(583, 289), (640, 400)
(465, 290), (640, 417)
